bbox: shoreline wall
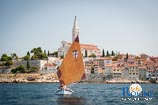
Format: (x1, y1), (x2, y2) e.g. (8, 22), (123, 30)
(0, 73), (157, 84)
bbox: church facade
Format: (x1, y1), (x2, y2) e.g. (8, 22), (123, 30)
(58, 16), (101, 57)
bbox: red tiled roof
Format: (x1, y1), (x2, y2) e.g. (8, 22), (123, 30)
(128, 64), (137, 67)
(106, 64), (112, 67)
(44, 63), (56, 67)
(68, 43), (100, 51)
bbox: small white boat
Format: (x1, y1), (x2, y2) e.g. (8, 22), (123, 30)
(56, 16), (85, 95)
(56, 88), (73, 95)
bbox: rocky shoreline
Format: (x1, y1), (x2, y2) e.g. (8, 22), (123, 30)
(0, 73), (59, 83)
(0, 73), (157, 84)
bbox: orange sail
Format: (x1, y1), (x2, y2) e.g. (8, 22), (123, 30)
(57, 36), (85, 86)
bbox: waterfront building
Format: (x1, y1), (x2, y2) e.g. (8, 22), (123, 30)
(139, 66), (147, 80)
(150, 57), (158, 66)
(41, 63), (56, 74)
(140, 53), (149, 59)
(15, 60), (46, 70)
(58, 41), (100, 57)
(93, 58), (104, 69)
(122, 64), (139, 80)
(84, 58), (93, 74)
(112, 66), (122, 79)
(122, 67), (129, 80)
(94, 57), (112, 69)
(0, 67), (11, 74)
(14, 57), (60, 73)
(148, 70), (158, 80)
(128, 64), (139, 80)
(104, 64), (113, 80)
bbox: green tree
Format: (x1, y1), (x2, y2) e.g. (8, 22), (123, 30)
(26, 60), (30, 70)
(60, 55), (64, 59)
(52, 51), (58, 57)
(31, 55), (38, 60)
(85, 50), (88, 57)
(41, 53), (48, 59)
(5, 60), (13, 66)
(106, 50), (110, 57)
(30, 67), (38, 73)
(0, 54), (13, 66)
(135, 56), (140, 59)
(124, 53), (128, 62)
(23, 51), (30, 61)
(0, 54), (12, 61)
(112, 56), (118, 61)
(88, 53), (96, 58)
(111, 50), (115, 56)
(44, 50), (46, 55)
(44, 50), (47, 57)
(102, 49), (105, 57)
(11, 65), (25, 73)
(23, 55), (30, 60)
(27, 51), (30, 56)
(31, 47), (48, 60)
(31, 47), (42, 55)
(11, 53), (18, 60)
(26, 66), (38, 73)
(126, 53), (128, 59)
(117, 54), (122, 59)
(48, 50), (50, 56)
(17, 65), (25, 73)
(1, 54), (8, 61)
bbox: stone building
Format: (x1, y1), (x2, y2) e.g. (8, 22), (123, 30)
(139, 67), (147, 80)
(122, 64), (139, 80)
(58, 16), (100, 57)
(112, 66), (122, 79)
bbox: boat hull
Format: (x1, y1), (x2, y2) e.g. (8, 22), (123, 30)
(56, 89), (73, 95)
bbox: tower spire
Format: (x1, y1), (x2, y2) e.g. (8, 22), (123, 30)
(72, 16), (80, 42)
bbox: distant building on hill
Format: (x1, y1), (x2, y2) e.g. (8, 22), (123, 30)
(14, 57), (60, 74)
(58, 16), (100, 57)
(58, 41), (101, 58)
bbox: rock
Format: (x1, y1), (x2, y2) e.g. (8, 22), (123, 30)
(13, 79), (17, 83)
(27, 76), (35, 81)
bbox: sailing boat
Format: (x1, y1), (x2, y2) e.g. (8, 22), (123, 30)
(56, 35), (85, 95)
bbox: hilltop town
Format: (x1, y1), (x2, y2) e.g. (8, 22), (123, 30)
(0, 46), (158, 83)
(0, 17), (158, 83)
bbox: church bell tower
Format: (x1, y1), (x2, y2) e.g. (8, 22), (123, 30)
(72, 16), (80, 42)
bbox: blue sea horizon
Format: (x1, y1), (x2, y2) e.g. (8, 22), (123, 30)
(0, 83), (158, 105)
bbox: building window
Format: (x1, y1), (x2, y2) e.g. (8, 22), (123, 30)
(72, 50), (78, 59)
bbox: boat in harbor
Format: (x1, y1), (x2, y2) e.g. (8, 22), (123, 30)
(56, 17), (85, 95)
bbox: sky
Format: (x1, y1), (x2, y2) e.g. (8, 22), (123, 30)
(0, 0), (158, 57)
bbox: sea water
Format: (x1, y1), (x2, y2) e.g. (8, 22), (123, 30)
(0, 83), (158, 105)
